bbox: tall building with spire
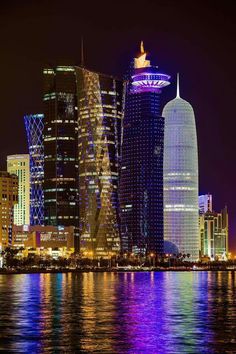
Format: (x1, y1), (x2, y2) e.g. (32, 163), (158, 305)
(120, 43), (170, 255)
(163, 75), (199, 260)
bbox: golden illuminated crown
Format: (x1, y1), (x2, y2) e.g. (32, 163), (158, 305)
(134, 41), (151, 69)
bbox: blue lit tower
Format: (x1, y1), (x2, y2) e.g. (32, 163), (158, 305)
(163, 75), (199, 260)
(120, 42), (170, 255)
(24, 114), (44, 225)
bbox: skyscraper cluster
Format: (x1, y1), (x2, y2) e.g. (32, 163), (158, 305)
(0, 42), (230, 261)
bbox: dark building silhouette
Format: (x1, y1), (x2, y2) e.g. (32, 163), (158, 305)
(43, 67), (79, 244)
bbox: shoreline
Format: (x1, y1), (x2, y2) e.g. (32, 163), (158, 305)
(0, 268), (235, 275)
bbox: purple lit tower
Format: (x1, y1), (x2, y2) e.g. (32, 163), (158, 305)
(163, 75), (199, 261)
(120, 42), (170, 255)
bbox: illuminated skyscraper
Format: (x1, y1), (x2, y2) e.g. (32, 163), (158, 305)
(75, 67), (124, 257)
(7, 154), (30, 226)
(43, 67), (79, 243)
(0, 172), (18, 248)
(24, 113), (44, 225)
(163, 75), (199, 260)
(120, 43), (170, 255)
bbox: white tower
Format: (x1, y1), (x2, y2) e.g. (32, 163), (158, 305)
(163, 75), (199, 260)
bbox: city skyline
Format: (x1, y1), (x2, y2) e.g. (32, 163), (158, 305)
(0, 1), (235, 252)
(0, 3), (235, 353)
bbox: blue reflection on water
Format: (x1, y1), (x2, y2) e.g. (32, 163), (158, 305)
(0, 271), (235, 353)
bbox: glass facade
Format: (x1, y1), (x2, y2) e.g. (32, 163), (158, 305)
(120, 46), (170, 255)
(43, 67), (79, 239)
(24, 114), (44, 225)
(163, 91), (199, 260)
(75, 67), (124, 257)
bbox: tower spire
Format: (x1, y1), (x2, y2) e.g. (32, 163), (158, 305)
(176, 73), (180, 98)
(81, 36), (84, 67)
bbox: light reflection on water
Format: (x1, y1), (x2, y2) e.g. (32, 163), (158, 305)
(0, 271), (235, 353)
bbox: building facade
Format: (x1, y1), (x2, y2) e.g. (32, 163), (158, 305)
(120, 43), (170, 255)
(0, 172), (18, 248)
(24, 113), (44, 225)
(12, 224), (74, 258)
(199, 194), (212, 215)
(199, 206), (228, 260)
(75, 67), (124, 258)
(7, 154), (30, 225)
(43, 67), (79, 245)
(163, 76), (199, 261)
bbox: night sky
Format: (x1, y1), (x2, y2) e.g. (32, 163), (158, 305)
(0, 0), (235, 252)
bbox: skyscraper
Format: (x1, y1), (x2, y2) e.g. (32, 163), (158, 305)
(0, 172), (18, 248)
(163, 75), (199, 260)
(7, 154), (30, 226)
(120, 43), (170, 255)
(75, 67), (124, 257)
(24, 113), (44, 225)
(43, 67), (79, 242)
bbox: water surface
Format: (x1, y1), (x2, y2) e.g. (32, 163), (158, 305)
(0, 271), (235, 353)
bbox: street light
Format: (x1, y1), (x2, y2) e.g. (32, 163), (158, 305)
(150, 253), (155, 267)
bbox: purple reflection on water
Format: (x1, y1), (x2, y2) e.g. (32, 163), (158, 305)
(0, 271), (235, 353)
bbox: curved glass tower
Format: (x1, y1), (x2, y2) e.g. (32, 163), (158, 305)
(163, 76), (199, 260)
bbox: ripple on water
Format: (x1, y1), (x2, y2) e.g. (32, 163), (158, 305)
(0, 271), (235, 353)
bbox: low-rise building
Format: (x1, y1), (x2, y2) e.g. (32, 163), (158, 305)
(12, 225), (74, 258)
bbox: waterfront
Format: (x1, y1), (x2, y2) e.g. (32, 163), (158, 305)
(0, 272), (235, 353)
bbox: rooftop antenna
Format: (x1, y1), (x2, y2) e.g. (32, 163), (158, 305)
(176, 72), (180, 98)
(81, 36), (84, 67)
